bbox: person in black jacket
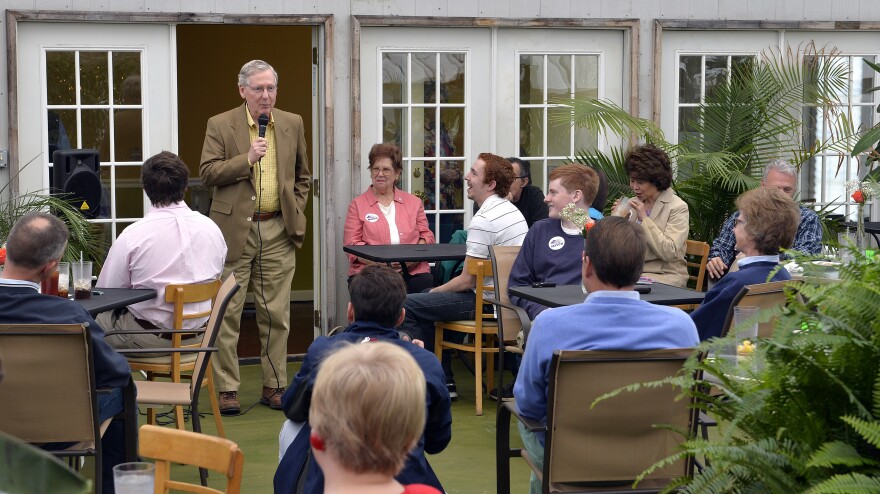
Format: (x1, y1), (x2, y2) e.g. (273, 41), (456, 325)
(273, 265), (452, 494)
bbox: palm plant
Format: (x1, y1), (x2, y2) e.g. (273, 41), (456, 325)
(634, 252), (880, 493)
(557, 43), (853, 243)
(0, 156), (105, 264)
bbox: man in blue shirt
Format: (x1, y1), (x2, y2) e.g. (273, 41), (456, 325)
(513, 217), (699, 494)
(707, 159), (822, 280)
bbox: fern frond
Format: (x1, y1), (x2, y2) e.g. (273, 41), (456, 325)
(806, 473), (880, 494)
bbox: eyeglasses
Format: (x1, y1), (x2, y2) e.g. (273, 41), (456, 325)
(515, 176), (528, 182)
(247, 85), (277, 94)
(370, 167), (396, 176)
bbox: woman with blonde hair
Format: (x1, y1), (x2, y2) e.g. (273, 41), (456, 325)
(309, 341), (441, 494)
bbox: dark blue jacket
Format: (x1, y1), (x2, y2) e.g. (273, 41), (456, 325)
(690, 260), (790, 341)
(273, 321), (452, 494)
(0, 281), (131, 389)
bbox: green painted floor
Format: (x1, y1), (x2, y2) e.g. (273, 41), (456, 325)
(91, 359), (533, 493)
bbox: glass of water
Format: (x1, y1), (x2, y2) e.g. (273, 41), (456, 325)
(113, 462), (155, 494)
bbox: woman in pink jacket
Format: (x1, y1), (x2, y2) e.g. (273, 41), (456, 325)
(344, 143), (435, 293)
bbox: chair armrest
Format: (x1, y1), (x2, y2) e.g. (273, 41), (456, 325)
(483, 296), (532, 343)
(104, 328), (206, 336)
(116, 347), (218, 355)
(501, 400), (544, 433)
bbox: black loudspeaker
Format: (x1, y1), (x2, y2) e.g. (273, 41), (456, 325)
(52, 149), (103, 219)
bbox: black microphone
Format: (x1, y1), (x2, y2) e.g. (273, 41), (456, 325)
(257, 114), (270, 164)
(258, 113), (270, 138)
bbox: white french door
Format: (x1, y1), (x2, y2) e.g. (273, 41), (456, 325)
(16, 22), (174, 246)
(360, 26), (628, 242)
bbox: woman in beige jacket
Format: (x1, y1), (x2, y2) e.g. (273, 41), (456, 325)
(612, 144), (689, 287)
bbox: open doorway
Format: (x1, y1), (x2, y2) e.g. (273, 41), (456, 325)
(176, 24), (316, 355)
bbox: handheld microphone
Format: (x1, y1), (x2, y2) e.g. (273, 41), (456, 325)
(257, 114), (269, 164)
(258, 113), (270, 138)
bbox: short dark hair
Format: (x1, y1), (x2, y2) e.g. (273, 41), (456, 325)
(368, 143), (403, 173)
(142, 151), (188, 207)
(735, 187), (800, 255)
(584, 217), (646, 288)
(6, 212), (69, 269)
(479, 153), (515, 198)
(507, 157), (531, 181)
(624, 143), (673, 191)
(348, 265), (407, 327)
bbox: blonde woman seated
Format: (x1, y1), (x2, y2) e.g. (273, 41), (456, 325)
(309, 341), (442, 494)
(344, 143), (435, 293)
(612, 144), (689, 287)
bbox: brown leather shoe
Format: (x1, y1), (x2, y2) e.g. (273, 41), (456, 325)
(219, 391), (240, 415)
(260, 386), (284, 410)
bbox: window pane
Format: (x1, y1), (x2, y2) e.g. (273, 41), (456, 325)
(46, 51), (76, 105)
(413, 107), (437, 158)
(520, 107), (544, 157)
(412, 160), (433, 210)
(573, 55), (599, 100)
(547, 159), (567, 178)
(80, 51), (109, 105)
(382, 108), (405, 151)
(528, 159), (546, 191)
(855, 57), (877, 103)
(731, 56), (754, 80)
(704, 55), (729, 100)
(546, 55), (572, 100)
(115, 166), (144, 218)
(520, 55), (545, 105)
(438, 160), (464, 210)
(112, 109), (143, 162)
(81, 109), (110, 161)
(678, 106), (700, 147)
(574, 122), (598, 154)
(382, 52), (406, 104)
(412, 53), (436, 104)
(439, 108), (464, 157)
(47, 109), (76, 158)
(439, 53), (465, 104)
(436, 213), (464, 244)
(112, 52), (141, 105)
(679, 56), (702, 104)
(547, 106), (572, 157)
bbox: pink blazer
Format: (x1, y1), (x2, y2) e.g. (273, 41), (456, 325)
(344, 187), (436, 277)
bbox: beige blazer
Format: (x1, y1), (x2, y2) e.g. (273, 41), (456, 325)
(640, 187), (689, 287)
(199, 105), (311, 262)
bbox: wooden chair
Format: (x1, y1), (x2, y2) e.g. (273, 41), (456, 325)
(0, 323), (138, 494)
(139, 424), (244, 494)
(673, 240), (710, 311)
(497, 349), (696, 494)
(123, 279), (224, 436)
(119, 275), (239, 486)
(434, 258), (498, 416)
(486, 245), (531, 409)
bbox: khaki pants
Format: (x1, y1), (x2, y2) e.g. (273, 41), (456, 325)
(213, 216), (296, 391)
(99, 309), (202, 358)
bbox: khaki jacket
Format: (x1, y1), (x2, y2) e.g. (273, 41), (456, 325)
(641, 187), (689, 287)
(199, 105), (311, 261)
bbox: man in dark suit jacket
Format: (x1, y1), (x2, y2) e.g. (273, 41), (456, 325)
(274, 265), (452, 494)
(0, 213), (131, 494)
(200, 60), (311, 414)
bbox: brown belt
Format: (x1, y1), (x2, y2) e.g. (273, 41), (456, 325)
(252, 211), (281, 221)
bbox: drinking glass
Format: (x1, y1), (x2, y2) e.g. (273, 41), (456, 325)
(613, 196), (632, 219)
(57, 262), (70, 299)
(113, 462), (155, 494)
(71, 261), (93, 300)
(40, 263), (60, 296)
(733, 306), (759, 362)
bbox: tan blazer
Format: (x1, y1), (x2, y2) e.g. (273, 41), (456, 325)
(199, 105), (311, 262)
(641, 187), (689, 287)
